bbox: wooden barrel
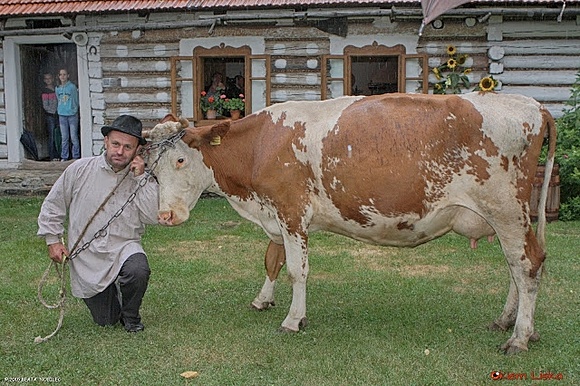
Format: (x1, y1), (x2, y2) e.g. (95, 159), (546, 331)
(530, 164), (560, 222)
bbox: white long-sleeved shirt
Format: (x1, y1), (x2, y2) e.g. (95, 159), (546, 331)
(37, 153), (159, 298)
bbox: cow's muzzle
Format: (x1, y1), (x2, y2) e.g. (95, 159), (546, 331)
(158, 210), (176, 226)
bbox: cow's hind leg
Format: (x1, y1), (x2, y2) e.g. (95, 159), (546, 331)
(489, 275), (518, 332)
(495, 227), (544, 354)
(251, 241), (286, 310)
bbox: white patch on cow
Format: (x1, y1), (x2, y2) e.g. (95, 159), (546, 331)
(460, 93), (542, 160)
(266, 96), (362, 172)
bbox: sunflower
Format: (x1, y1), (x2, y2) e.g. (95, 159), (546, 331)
(446, 45), (457, 55)
(446, 58), (457, 69)
(457, 54), (468, 65)
(463, 68), (472, 75)
(478, 76), (497, 92)
(432, 67), (442, 80)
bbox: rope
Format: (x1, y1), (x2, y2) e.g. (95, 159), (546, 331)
(34, 255), (68, 343)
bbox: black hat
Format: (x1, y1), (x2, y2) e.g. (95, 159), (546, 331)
(101, 115), (146, 145)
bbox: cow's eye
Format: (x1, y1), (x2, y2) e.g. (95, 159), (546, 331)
(177, 158), (184, 164)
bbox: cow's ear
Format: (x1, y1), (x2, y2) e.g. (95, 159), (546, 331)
(182, 121), (231, 148)
(209, 121), (231, 139)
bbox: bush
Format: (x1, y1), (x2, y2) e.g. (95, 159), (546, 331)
(555, 72), (580, 220)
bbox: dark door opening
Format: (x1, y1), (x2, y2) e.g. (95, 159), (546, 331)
(20, 43), (78, 161)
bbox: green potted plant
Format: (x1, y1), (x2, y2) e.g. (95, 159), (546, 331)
(223, 94), (245, 120)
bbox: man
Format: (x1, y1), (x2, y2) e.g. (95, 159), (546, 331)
(41, 72), (59, 161)
(55, 68), (80, 160)
(38, 115), (158, 332)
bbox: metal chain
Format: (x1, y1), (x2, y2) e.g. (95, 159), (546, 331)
(67, 130), (186, 260)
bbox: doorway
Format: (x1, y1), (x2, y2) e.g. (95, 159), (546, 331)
(20, 43), (78, 161)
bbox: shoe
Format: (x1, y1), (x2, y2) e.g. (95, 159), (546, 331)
(52, 158), (61, 162)
(119, 317), (144, 332)
(60, 159), (68, 162)
(125, 322), (144, 333)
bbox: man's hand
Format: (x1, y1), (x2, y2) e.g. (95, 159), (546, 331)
(48, 242), (69, 263)
(130, 154), (146, 176)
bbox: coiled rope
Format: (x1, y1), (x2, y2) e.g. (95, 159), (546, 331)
(34, 255), (68, 343)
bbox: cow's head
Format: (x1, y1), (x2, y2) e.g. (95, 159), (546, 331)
(143, 115), (231, 226)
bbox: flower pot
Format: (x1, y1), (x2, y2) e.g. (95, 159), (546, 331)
(205, 109), (217, 119)
(230, 110), (241, 120)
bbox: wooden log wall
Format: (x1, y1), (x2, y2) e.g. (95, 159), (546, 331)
(1, 10), (578, 164)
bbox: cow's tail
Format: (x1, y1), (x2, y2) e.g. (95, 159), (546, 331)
(535, 108), (557, 252)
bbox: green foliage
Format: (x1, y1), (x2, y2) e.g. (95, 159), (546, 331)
(1, 197), (578, 385)
(556, 72), (580, 220)
(222, 95), (245, 111)
(432, 45), (472, 94)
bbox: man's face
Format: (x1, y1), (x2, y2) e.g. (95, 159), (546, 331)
(104, 130), (140, 172)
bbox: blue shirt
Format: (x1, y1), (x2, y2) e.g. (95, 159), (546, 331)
(56, 81), (79, 116)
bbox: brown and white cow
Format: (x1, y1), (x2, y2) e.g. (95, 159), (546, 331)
(145, 92), (556, 354)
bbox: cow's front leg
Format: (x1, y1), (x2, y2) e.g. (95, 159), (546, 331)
(279, 234), (309, 332)
(251, 241), (285, 310)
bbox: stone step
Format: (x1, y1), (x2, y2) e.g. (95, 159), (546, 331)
(0, 159), (73, 196)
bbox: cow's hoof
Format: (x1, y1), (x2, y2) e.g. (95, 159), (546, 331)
(529, 331), (541, 342)
(250, 300), (275, 310)
(500, 340), (528, 355)
(278, 317), (308, 333)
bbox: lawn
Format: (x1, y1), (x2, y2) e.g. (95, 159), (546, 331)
(0, 196), (578, 385)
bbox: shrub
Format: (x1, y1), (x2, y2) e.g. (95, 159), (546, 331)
(555, 72), (580, 220)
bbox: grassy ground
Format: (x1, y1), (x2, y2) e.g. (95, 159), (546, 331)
(0, 196), (578, 385)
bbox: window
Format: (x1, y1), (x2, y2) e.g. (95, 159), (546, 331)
(170, 44), (271, 125)
(322, 42), (428, 99)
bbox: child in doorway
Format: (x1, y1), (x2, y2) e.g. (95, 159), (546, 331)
(56, 68), (80, 160)
(41, 72), (60, 161)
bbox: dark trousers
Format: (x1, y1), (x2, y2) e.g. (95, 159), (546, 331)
(83, 253), (150, 327)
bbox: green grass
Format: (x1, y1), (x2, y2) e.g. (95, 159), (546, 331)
(0, 196), (578, 385)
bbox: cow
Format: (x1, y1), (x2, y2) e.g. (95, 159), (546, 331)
(144, 92), (556, 354)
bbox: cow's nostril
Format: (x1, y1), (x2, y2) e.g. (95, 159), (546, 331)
(158, 211), (173, 224)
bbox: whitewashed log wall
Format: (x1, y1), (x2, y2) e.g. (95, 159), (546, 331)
(0, 9), (578, 164)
